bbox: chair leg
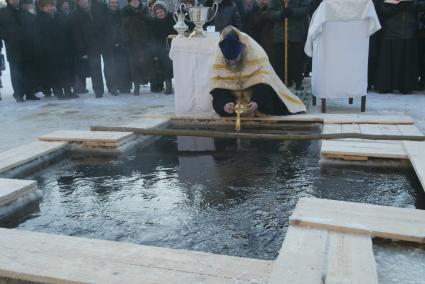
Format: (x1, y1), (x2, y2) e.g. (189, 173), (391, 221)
(349, 98), (353, 104)
(321, 98), (326, 113)
(312, 96), (316, 106)
(361, 96), (366, 112)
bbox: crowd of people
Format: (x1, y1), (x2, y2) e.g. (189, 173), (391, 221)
(0, 0), (175, 102)
(1, 0), (425, 102)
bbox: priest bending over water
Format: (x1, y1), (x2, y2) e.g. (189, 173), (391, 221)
(209, 26), (306, 117)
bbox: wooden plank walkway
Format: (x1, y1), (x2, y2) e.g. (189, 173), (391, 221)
(325, 232), (378, 284)
(290, 198), (425, 243)
(0, 141), (67, 175)
(321, 123), (424, 161)
(39, 130), (135, 148)
(404, 141), (425, 191)
(268, 226), (328, 284)
(0, 228), (272, 284)
(0, 178), (37, 207)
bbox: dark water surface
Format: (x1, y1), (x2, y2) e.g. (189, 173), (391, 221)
(8, 134), (424, 260)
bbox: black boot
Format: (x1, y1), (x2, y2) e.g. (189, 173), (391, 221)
(13, 94), (25, 102)
(25, 94), (40, 100)
(165, 79), (172, 95)
(133, 84), (140, 96)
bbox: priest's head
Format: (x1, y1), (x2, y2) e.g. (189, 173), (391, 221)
(219, 27), (246, 70)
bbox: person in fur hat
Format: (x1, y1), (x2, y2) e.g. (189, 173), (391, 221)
(150, 1), (175, 94)
(35, 0), (76, 99)
(121, 0), (153, 95)
(71, 0), (110, 98)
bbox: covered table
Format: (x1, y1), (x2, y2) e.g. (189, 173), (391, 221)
(169, 36), (220, 115)
(304, 0), (381, 112)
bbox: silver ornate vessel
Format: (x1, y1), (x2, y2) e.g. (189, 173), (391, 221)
(185, 2), (218, 38)
(173, 4), (189, 38)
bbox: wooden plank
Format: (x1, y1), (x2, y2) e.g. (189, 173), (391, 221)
(359, 124), (383, 135)
(324, 115), (414, 124)
(0, 141), (67, 175)
(0, 228), (272, 284)
(142, 114), (414, 125)
(321, 141), (408, 159)
(404, 141), (425, 192)
(39, 130), (135, 144)
(268, 226), (327, 284)
(356, 115), (414, 124)
(341, 124), (361, 134)
(0, 179), (37, 207)
(323, 153), (369, 161)
(323, 140), (404, 151)
(379, 124), (402, 136)
(322, 124), (342, 135)
(290, 198), (425, 243)
(325, 232), (378, 284)
(397, 125), (424, 136)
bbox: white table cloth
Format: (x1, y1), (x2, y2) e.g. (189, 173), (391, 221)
(169, 35), (220, 115)
(305, 0), (381, 99)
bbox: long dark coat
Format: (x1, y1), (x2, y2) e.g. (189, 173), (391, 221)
(71, 1), (109, 56)
(245, 3), (274, 60)
(0, 4), (37, 97)
(0, 4), (36, 63)
(151, 13), (175, 81)
(121, 4), (153, 84)
(375, 1), (425, 93)
(34, 11), (73, 89)
(105, 9), (131, 91)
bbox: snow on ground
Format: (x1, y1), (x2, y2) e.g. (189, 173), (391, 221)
(1, 62), (425, 153)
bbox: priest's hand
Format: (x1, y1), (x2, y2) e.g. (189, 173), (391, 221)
(224, 102), (235, 114)
(246, 102), (258, 113)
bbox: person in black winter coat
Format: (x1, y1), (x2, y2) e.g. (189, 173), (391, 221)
(151, 1), (175, 94)
(245, 0), (274, 59)
(375, 0), (425, 94)
(56, 0), (78, 97)
(205, 0), (242, 32)
(104, 0), (131, 95)
(71, 0), (109, 98)
(35, 0), (75, 99)
(267, 0), (309, 89)
(121, 0), (153, 95)
(0, 0), (39, 102)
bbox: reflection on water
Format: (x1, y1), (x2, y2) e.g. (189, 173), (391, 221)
(8, 135), (424, 260)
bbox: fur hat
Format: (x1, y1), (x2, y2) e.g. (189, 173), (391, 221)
(152, 0), (167, 13)
(37, 0), (55, 7)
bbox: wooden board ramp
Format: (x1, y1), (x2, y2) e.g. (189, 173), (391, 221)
(290, 198), (425, 243)
(0, 178), (37, 207)
(0, 228), (272, 284)
(404, 141), (425, 191)
(325, 232), (378, 284)
(268, 226), (378, 284)
(321, 123), (424, 161)
(39, 130), (135, 149)
(0, 141), (67, 176)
